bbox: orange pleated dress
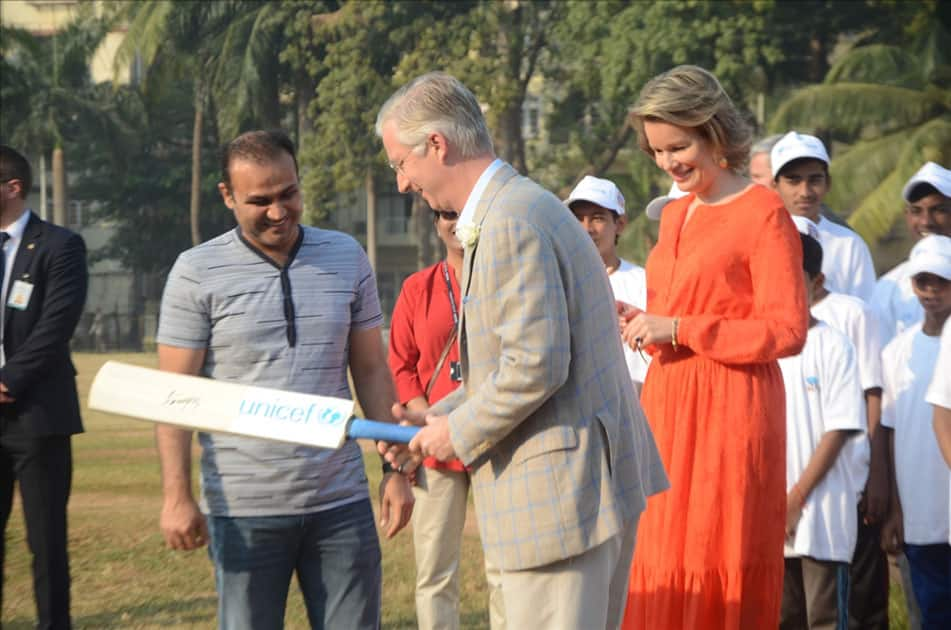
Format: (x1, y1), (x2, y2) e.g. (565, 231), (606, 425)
(622, 185), (808, 630)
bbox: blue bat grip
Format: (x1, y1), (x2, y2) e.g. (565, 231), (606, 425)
(347, 419), (420, 443)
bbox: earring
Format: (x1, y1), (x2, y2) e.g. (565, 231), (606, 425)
(717, 156), (728, 169)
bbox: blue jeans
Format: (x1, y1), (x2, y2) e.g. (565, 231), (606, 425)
(207, 498), (381, 630)
(904, 543), (951, 630)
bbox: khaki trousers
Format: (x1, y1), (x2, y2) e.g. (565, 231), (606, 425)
(781, 556), (850, 630)
(411, 466), (473, 630)
(488, 514), (639, 630)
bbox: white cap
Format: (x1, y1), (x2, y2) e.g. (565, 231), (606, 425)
(901, 162), (951, 202)
(770, 131), (830, 178)
(645, 183), (688, 220)
(791, 215), (820, 241)
(565, 176), (626, 215)
(907, 234), (951, 281)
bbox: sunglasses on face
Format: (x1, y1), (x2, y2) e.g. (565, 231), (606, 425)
(433, 210), (460, 221)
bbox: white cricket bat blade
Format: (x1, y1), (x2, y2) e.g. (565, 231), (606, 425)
(88, 361), (355, 449)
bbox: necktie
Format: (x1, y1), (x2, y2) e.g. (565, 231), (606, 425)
(0, 232), (10, 302)
(0, 231), (10, 357)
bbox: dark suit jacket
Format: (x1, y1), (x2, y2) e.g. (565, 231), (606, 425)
(1, 211), (87, 437)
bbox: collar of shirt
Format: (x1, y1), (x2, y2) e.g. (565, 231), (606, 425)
(2, 208), (32, 291)
(457, 158), (504, 226)
(2, 208), (32, 242)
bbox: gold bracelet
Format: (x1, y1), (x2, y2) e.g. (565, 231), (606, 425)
(671, 317), (680, 351)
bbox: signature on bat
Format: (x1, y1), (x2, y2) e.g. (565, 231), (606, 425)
(164, 390), (201, 411)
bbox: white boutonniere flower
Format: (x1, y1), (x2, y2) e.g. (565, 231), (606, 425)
(455, 221), (481, 248)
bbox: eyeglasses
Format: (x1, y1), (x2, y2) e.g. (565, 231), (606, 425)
(388, 152), (412, 175)
(387, 141), (427, 175)
(433, 210), (460, 221)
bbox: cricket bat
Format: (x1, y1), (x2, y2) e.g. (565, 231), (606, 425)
(88, 361), (419, 448)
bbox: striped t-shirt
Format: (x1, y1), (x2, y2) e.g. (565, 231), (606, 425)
(156, 226), (383, 516)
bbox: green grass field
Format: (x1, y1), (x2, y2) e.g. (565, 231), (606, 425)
(3, 353), (912, 628)
(2, 353), (488, 629)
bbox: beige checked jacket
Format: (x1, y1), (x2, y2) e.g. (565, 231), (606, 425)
(432, 163), (668, 571)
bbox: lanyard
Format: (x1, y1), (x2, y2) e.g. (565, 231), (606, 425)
(442, 261), (459, 328)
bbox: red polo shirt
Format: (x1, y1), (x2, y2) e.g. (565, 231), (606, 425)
(388, 261), (465, 471)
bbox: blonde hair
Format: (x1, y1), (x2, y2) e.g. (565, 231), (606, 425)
(630, 65), (751, 173)
(375, 72), (493, 159)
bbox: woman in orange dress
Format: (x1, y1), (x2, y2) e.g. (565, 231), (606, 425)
(620, 65), (808, 629)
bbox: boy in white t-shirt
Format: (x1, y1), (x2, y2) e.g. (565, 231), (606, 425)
(872, 162), (951, 343)
(565, 176), (650, 390)
(772, 131), (877, 303)
(881, 234), (951, 629)
(930, 320), (951, 539)
(791, 217), (893, 627)
(775, 137), (889, 628)
(780, 231), (869, 630)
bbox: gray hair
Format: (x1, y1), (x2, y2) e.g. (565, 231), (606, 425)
(750, 134), (783, 157)
(375, 72), (493, 159)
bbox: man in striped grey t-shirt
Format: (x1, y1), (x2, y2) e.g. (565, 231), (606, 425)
(155, 130), (413, 630)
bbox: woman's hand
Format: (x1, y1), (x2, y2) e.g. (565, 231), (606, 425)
(621, 313), (675, 350)
(616, 301), (642, 333)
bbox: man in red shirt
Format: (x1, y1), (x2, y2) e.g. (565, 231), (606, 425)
(388, 208), (498, 629)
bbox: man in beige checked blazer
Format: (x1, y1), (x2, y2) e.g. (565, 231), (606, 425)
(376, 72), (667, 629)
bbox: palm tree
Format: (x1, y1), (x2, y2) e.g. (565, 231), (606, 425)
(113, 0), (288, 246)
(1, 11), (116, 225)
(769, 25), (951, 247)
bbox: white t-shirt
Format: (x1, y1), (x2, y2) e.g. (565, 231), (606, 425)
(780, 322), (869, 562)
(927, 318), (951, 410)
(817, 216), (877, 303)
(608, 259), (649, 384)
(881, 323), (949, 545)
(927, 319), (951, 544)
(812, 292), (884, 392)
(871, 260), (922, 344)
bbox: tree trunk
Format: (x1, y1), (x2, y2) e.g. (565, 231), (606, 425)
(365, 170), (377, 271)
(413, 195), (434, 270)
(499, 102), (527, 174)
(190, 79), (205, 247)
(756, 92), (766, 128)
(296, 76), (316, 144)
(495, 3), (528, 175)
(568, 121), (634, 196)
(292, 76), (316, 219)
(808, 34), (827, 84)
(52, 146), (67, 226)
(39, 152), (48, 221)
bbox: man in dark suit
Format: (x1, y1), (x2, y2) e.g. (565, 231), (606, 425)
(0, 145), (87, 630)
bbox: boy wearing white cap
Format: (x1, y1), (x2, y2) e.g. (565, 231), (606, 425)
(872, 162), (951, 342)
(772, 131), (878, 303)
(790, 216), (889, 630)
(780, 230), (869, 630)
(566, 175), (650, 389)
(644, 182), (688, 221)
(929, 320), (951, 627)
(880, 234), (951, 629)
(792, 216), (887, 508)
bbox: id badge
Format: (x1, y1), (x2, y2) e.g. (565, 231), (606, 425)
(6, 280), (33, 310)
